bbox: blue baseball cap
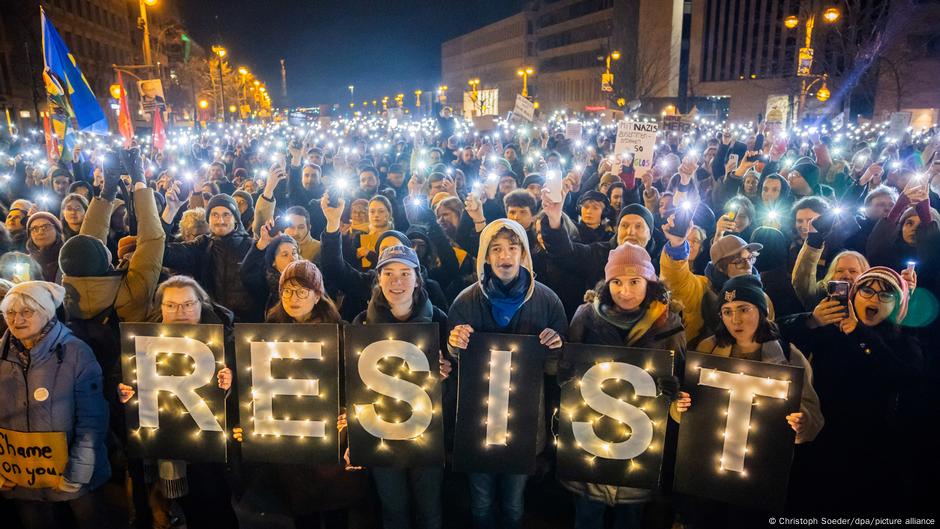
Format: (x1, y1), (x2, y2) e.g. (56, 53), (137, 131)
(376, 244), (420, 270)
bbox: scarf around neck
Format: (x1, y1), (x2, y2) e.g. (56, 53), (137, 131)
(483, 265), (530, 328)
(593, 298), (668, 346)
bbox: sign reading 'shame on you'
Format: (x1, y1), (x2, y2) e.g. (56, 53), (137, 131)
(117, 324), (803, 507)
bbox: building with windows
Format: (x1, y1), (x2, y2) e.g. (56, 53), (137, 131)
(441, 0), (685, 116)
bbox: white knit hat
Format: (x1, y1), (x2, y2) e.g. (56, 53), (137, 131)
(2, 281), (66, 321)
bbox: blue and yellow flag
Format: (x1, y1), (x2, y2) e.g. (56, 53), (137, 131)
(41, 8), (108, 134)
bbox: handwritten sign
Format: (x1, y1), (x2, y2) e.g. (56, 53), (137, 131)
(0, 427), (68, 488)
(615, 121), (659, 179)
(513, 94), (535, 122)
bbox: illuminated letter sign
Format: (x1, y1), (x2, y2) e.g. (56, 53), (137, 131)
(344, 323), (443, 468)
(674, 352), (803, 510)
(120, 323), (227, 462)
(557, 344), (673, 488)
(234, 324), (340, 465)
(453, 333), (546, 475)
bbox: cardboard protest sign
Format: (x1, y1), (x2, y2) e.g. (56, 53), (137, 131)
(557, 345), (674, 489)
(566, 121), (583, 141)
(120, 323), (227, 462)
(673, 352), (804, 510)
(453, 333), (547, 474)
(615, 121), (659, 179)
(887, 111), (912, 138)
(513, 94), (535, 122)
(344, 323), (443, 468)
(0, 427), (68, 488)
(234, 324), (340, 464)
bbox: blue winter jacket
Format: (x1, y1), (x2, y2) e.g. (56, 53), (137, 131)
(0, 321), (110, 501)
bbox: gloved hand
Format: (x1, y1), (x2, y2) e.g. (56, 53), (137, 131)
(121, 148), (143, 186)
(656, 375), (681, 401)
(101, 159), (122, 202)
(57, 477), (81, 493)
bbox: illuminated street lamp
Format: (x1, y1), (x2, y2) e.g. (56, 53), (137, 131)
(437, 85), (448, 104)
(212, 45), (227, 122)
(822, 7), (841, 23)
(783, 7), (840, 122)
(516, 67), (534, 97)
(348, 85), (355, 110)
(109, 84), (123, 99)
(815, 77), (831, 102)
(602, 50), (621, 93)
(139, 0), (157, 65)
(414, 89), (423, 107)
(784, 15), (799, 29)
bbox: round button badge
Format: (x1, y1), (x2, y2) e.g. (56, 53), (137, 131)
(33, 387), (49, 402)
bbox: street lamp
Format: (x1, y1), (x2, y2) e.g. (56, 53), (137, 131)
(602, 50), (621, 93)
(437, 85), (448, 104)
(784, 7), (840, 122)
(414, 89), (423, 108)
(138, 0), (157, 66)
(212, 45), (227, 122)
(516, 67), (534, 97)
(237, 67), (249, 112)
(468, 78), (481, 116)
(348, 85), (355, 111)
(109, 84), (123, 99)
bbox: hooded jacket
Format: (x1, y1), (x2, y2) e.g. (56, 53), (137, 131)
(0, 321), (110, 501)
(62, 188), (165, 323)
(447, 219), (568, 456)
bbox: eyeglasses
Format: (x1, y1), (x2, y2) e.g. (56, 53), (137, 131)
(29, 224), (53, 235)
(729, 253), (758, 266)
(281, 287), (311, 300)
(720, 305), (755, 319)
(4, 308), (36, 320)
(857, 285), (896, 303)
(162, 300), (200, 313)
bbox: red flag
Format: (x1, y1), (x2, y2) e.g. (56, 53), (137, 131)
(42, 113), (58, 161)
(152, 108), (166, 152)
(116, 71), (133, 148)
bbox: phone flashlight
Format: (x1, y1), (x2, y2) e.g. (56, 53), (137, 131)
(767, 210), (779, 221)
(907, 261), (917, 273)
(832, 206), (844, 216)
(487, 172), (499, 182)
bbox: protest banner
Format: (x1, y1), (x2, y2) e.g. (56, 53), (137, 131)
(565, 121), (583, 141)
(0, 427), (68, 488)
(137, 79), (166, 114)
(513, 94), (535, 122)
(120, 323), (228, 462)
(556, 345), (674, 489)
(234, 324), (341, 464)
(615, 121), (658, 179)
(344, 323), (444, 468)
(453, 333), (546, 475)
(673, 351), (804, 510)
(887, 111), (912, 138)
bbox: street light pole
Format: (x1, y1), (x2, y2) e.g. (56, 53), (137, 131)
(516, 67), (534, 97)
(785, 7), (840, 124)
(212, 46), (227, 122)
(139, 0), (155, 66)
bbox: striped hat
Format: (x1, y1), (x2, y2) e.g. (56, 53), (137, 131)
(850, 266), (909, 324)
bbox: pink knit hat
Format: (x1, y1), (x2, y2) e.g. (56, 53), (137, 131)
(850, 266), (909, 323)
(605, 242), (657, 283)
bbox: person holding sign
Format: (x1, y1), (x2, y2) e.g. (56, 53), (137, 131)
(778, 267), (923, 513)
(673, 275), (823, 526)
(447, 219), (567, 529)
(560, 242), (685, 528)
(0, 281), (110, 525)
(352, 245), (449, 529)
(117, 275), (238, 528)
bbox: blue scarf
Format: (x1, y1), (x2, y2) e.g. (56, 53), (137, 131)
(482, 265), (530, 328)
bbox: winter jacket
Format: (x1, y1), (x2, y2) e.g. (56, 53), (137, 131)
(27, 240), (63, 284)
(62, 188), (165, 323)
(163, 224), (258, 322)
(447, 219), (568, 456)
(559, 298), (686, 506)
(0, 322), (110, 501)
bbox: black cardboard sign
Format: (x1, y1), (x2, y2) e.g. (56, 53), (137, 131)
(234, 324), (340, 464)
(120, 323), (227, 462)
(673, 351), (804, 510)
(453, 333), (546, 475)
(557, 344), (674, 489)
(343, 323), (443, 468)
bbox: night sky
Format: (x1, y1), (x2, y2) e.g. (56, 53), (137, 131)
(178, 0), (522, 107)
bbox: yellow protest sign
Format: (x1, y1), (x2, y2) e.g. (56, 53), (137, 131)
(0, 427), (69, 488)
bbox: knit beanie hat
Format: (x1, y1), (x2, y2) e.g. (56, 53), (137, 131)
(117, 236), (138, 260)
(850, 266), (909, 323)
(232, 189), (253, 206)
(522, 174), (545, 188)
(374, 230), (413, 253)
(59, 234), (112, 277)
(578, 190), (610, 208)
(205, 194), (241, 226)
(719, 274), (768, 316)
(791, 157), (820, 191)
(605, 242), (657, 283)
(3, 281), (65, 322)
(899, 206), (940, 228)
(26, 212), (62, 236)
(279, 259), (325, 297)
(619, 204), (654, 234)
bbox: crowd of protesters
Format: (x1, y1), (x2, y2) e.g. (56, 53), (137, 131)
(0, 106), (937, 529)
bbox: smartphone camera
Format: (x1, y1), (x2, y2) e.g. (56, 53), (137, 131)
(827, 280), (850, 307)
